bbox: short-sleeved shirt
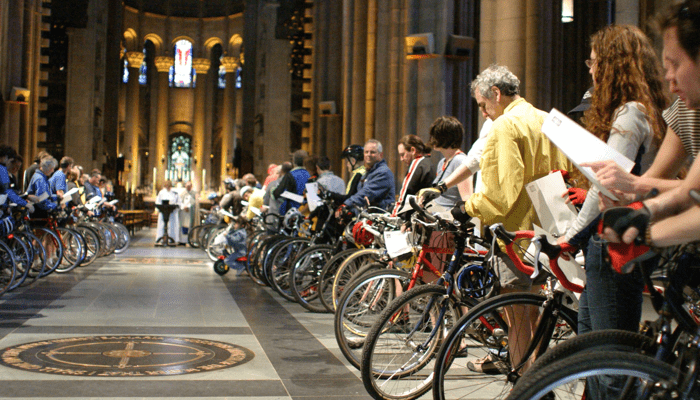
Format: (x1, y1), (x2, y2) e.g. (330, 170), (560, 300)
(48, 169), (67, 194)
(663, 97), (700, 162)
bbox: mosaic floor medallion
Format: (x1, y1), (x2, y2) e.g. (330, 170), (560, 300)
(0, 336), (254, 377)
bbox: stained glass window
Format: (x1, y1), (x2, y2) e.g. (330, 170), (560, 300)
(167, 135), (192, 182)
(138, 49), (147, 85)
(218, 63), (226, 89)
(236, 67), (242, 89)
(171, 39), (194, 88)
(122, 58), (129, 84)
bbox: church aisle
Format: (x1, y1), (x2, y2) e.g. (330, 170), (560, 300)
(0, 228), (371, 399)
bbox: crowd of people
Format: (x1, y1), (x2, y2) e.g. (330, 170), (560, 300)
(0, 148), (116, 218)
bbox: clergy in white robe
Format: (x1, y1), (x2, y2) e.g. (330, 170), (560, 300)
(178, 181), (198, 243)
(155, 180), (181, 244)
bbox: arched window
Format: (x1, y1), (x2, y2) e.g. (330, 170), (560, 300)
(218, 63), (226, 89)
(167, 134), (192, 182)
(122, 58), (129, 84)
(236, 66), (242, 89)
(170, 39), (194, 88)
(138, 48), (147, 85)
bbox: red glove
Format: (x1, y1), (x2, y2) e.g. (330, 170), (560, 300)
(550, 169), (571, 183)
(567, 187), (587, 206)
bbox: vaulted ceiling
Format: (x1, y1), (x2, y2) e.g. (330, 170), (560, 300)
(123, 0), (245, 18)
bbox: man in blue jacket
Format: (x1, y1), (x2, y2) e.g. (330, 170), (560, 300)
(341, 139), (395, 212)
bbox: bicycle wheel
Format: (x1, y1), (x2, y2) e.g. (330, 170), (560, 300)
(206, 226), (229, 262)
(16, 231), (46, 286)
(6, 236), (30, 290)
(432, 292), (578, 400)
(187, 225), (204, 248)
(289, 244), (334, 312)
(34, 227), (64, 277)
(55, 227), (83, 273)
(110, 222), (131, 253)
(268, 238), (310, 302)
(504, 351), (678, 400)
(334, 268), (412, 370)
(331, 248), (382, 312)
(319, 248), (361, 312)
(0, 239), (17, 296)
(361, 284), (466, 400)
(74, 225), (100, 266)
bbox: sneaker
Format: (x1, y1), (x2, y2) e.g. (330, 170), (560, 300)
(467, 354), (505, 375)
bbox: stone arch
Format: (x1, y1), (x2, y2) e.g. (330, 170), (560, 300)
(229, 34), (243, 58)
(123, 28), (138, 52)
(143, 33), (164, 54)
(204, 37), (224, 56)
(171, 35), (196, 48)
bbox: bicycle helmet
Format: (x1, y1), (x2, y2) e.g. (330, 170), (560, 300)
(457, 263), (496, 299)
(223, 178), (236, 192)
(341, 144), (364, 165)
(352, 220), (374, 246)
(283, 207), (304, 230)
(207, 192), (218, 201)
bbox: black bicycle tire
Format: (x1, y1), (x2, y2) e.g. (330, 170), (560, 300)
(34, 227), (65, 277)
(6, 236), (31, 290)
(268, 237), (310, 301)
(289, 244), (335, 312)
(318, 248), (361, 312)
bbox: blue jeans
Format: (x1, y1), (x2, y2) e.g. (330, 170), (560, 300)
(578, 234), (644, 400)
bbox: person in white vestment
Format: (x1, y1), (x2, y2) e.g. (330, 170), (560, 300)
(155, 180), (181, 245)
(178, 181), (198, 245)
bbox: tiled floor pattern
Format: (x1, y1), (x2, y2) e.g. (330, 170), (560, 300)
(0, 228), (371, 399)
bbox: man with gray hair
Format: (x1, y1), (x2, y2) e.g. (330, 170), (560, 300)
(340, 139), (395, 211)
(26, 157), (59, 216)
(449, 64), (571, 373)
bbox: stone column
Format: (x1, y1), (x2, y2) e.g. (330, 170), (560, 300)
(154, 56), (172, 192)
(191, 58), (210, 190)
(220, 56), (238, 180)
(124, 51), (144, 192)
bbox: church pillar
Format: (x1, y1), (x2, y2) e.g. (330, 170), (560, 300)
(220, 56), (238, 180)
(154, 56), (172, 193)
(191, 58), (210, 190)
(124, 51), (144, 192)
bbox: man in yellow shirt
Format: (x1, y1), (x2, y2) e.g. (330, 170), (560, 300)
(449, 64), (572, 373)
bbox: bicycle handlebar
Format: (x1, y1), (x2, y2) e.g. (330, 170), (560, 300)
(490, 223), (583, 293)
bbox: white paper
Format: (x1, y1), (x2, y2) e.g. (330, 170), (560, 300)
(37, 191), (49, 202)
(531, 225), (586, 288)
(280, 191), (304, 204)
(64, 187), (79, 197)
(61, 195), (72, 205)
(541, 109), (635, 201)
(88, 196), (101, 204)
(383, 230), (413, 259)
(305, 183), (322, 212)
(526, 172), (578, 236)
(395, 195), (417, 215)
(0, 194), (6, 205)
(109, 199), (119, 205)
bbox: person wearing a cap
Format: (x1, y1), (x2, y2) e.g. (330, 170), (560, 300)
(273, 149), (311, 215)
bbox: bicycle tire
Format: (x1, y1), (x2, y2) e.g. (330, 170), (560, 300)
(268, 237), (310, 301)
(504, 351), (678, 400)
(206, 226), (229, 262)
(319, 248), (361, 312)
(334, 268), (412, 370)
(74, 225), (100, 266)
(6, 236), (30, 290)
(34, 227), (64, 277)
(55, 227), (83, 273)
(0, 239), (17, 296)
(16, 231), (46, 286)
(361, 284), (467, 400)
(110, 222), (131, 253)
(432, 292), (578, 400)
(331, 248), (382, 312)
(289, 244), (334, 312)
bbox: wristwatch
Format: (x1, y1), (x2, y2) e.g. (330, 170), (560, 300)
(437, 181), (448, 194)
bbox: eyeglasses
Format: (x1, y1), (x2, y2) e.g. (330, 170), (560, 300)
(585, 58), (597, 68)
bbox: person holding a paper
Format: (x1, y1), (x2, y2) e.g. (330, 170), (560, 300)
(449, 64), (572, 374)
(26, 157), (59, 217)
(48, 156), (73, 205)
(273, 149), (310, 215)
(553, 26), (668, 350)
(315, 156), (345, 195)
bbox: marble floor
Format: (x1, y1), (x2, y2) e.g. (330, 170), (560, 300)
(0, 228), (372, 399)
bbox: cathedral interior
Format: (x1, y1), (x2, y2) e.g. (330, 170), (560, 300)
(0, 0), (669, 199)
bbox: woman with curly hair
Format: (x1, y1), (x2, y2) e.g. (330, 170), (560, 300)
(559, 24), (667, 340)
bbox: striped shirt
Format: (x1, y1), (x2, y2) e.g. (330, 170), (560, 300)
(663, 97), (700, 161)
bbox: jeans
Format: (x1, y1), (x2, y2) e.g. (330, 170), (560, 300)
(578, 234), (644, 400)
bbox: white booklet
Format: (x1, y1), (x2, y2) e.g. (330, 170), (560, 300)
(541, 109), (635, 201)
(305, 183), (322, 212)
(280, 191), (304, 204)
(526, 171), (578, 237)
(61, 187), (80, 204)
